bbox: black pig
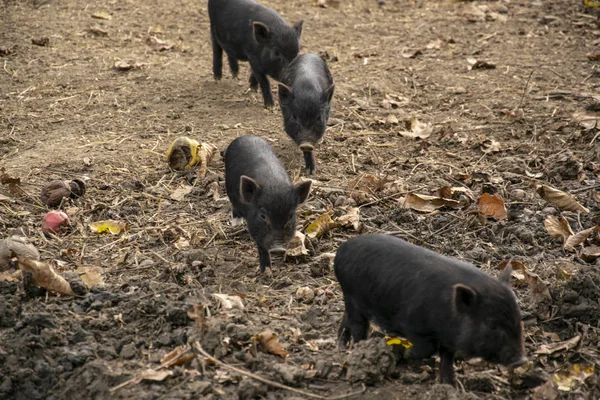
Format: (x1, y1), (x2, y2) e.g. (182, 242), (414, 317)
(334, 234), (526, 385)
(208, 0), (303, 108)
(278, 53), (334, 175)
(224, 135), (312, 273)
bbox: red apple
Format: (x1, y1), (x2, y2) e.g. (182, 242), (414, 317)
(42, 211), (71, 235)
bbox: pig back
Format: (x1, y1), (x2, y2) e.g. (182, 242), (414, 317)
(334, 234), (511, 333)
(224, 136), (292, 209)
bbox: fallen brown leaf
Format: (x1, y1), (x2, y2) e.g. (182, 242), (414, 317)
(18, 258), (74, 295)
(212, 293), (244, 310)
(336, 207), (361, 231)
(161, 345), (196, 368)
(286, 231), (308, 257)
(255, 329), (289, 358)
(400, 192), (461, 213)
(305, 213), (339, 239)
(564, 226), (599, 252)
(536, 185), (589, 214)
(477, 193), (508, 220)
(544, 215), (573, 241)
(75, 266), (104, 288)
(552, 364), (595, 392)
(535, 335), (581, 356)
(399, 117), (433, 139)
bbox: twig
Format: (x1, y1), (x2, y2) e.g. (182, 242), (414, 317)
(517, 70), (534, 110)
(570, 184), (600, 194)
(192, 342), (365, 400)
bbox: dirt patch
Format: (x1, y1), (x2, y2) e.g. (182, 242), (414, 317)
(2, 0), (600, 399)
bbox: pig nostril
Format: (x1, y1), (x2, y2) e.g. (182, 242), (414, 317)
(269, 247), (287, 255)
(299, 143), (314, 151)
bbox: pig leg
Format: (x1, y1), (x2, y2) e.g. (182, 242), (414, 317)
(337, 312), (352, 350)
(249, 73), (259, 92)
(257, 245), (272, 273)
(211, 31), (223, 81)
(405, 338), (437, 360)
(226, 54), (239, 79)
(438, 346), (456, 385)
(344, 302), (368, 343)
(303, 151), (316, 175)
(249, 67), (274, 108)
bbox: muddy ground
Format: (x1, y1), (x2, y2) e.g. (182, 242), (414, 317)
(1, 0), (600, 399)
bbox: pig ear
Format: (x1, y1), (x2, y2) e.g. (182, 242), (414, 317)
(293, 20), (304, 38)
(252, 21), (270, 44)
(322, 84), (335, 103)
(294, 180), (312, 204)
(278, 84), (293, 105)
(453, 284), (479, 315)
(240, 175), (260, 204)
(499, 264), (513, 285)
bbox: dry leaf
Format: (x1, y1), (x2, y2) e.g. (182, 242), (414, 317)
(89, 220), (130, 235)
(18, 258), (74, 295)
(535, 335), (581, 356)
(305, 214), (338, 239)
(113, 60), (145, 70)
(536, 185), (589, 214)
(552, 364), (594, 392)
(139, 369), (173, 382)
(544, 215), (574, 241)
(581, 245), (600, 262)
(386, 337), (414, 349)
(499, 260), (551, 302)
(0, 167), (25, 195)
(401, 192), (461, 213)
(170, 184), (193, 201)
(161, 345), (196, 368)
(0, 270), (21, 282)
(255, 329), (289, 358)
(348, 174), (385, 193)
(212, 293), (244, 310)
(477, 193), (508, 220)
(336, 207), (361, 231)
(91, 11), (111, 20)
(287, 231), (308, 257)
(0, 236), (40, 271)
(480, 138), (501, 154)
(146, 36), (175, 51)
(88, 25), (108, 35)
(401, 49), (422, 59)
(564, 226), (599, 252)
(533, 380), (559, 400)
(76, 266), (104, 288)
(572, 110), (599, 130)
(467, 58), (496, 70)
(398, 117), (433, 139)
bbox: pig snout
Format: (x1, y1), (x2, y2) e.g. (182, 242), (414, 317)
(508, 355), (528, 368)
(269, 244), (287, 254)
(299, 142), (314, 151)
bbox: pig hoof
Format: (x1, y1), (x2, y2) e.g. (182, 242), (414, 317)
(231, 216), (244, 227)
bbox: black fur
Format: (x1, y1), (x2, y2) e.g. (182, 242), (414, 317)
(334, 234), (526, 385)
(224, 136), (311, 272)
(208, 0), (303, 108)
(278, 53), (334, 174)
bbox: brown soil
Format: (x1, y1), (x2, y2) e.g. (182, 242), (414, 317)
(1, 0), (600, 399)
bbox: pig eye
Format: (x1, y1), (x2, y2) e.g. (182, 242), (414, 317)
(259, 212), (268, 221)
(273, 48), (282, 58)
